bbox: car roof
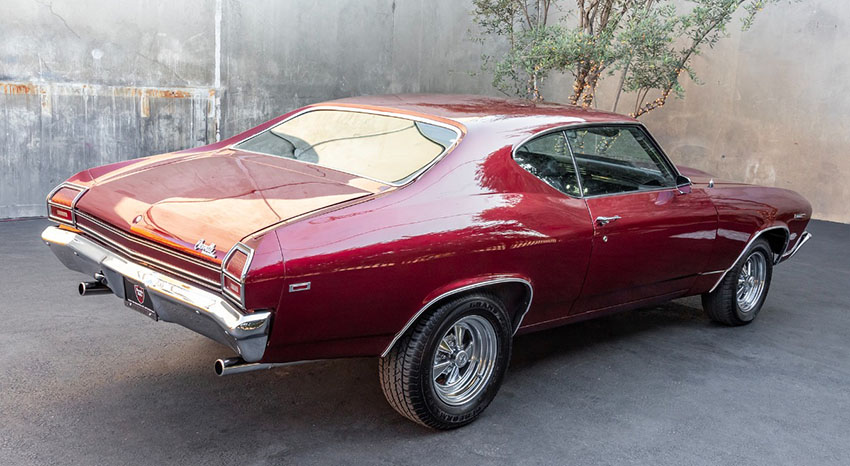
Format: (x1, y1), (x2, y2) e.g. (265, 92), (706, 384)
(324, 94), (638, 138)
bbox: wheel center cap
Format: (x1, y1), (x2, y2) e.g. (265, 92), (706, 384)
(455, 350), (469, 367)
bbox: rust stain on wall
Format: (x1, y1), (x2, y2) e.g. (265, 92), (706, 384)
(1, 83), (36, 94)
(0, 82), (206, 99)
(116, 88), (194, 99)
(1, 80), (215, 120)
(0, 80), (219, 219)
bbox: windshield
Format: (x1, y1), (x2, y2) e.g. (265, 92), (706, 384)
(234, 109), (460, 184)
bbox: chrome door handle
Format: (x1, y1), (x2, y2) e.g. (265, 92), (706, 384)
(595, 215), (621, 226)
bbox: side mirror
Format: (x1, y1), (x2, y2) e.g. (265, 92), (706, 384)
(676, 175), (692, 195)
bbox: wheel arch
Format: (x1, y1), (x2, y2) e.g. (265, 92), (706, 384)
(708, 224), (788, 293)
(380, 277), (533, 357)
(761, 227), (790, 257)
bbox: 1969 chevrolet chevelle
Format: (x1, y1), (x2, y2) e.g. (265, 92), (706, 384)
(43, 94), (812, 429)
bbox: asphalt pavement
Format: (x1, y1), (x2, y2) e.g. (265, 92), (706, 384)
(1, 218), (848, 465)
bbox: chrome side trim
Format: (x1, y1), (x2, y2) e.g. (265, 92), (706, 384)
(41, 226), (271, 362)
(778, 231), (812, 263)
(380, 277), (533, 358)
(76, 211), (220, 273)
(564, 133), (585, 196)
(708, 225), (790, 293)
(229, 105), (464, 187)
(75, 221), (221, 289)
(288, 282), (311, 292)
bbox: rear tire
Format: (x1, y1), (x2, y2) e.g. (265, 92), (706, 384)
(379, 293), (512, 429)
(702, 238), (773, 326)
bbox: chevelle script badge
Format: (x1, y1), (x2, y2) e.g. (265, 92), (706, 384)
(193, 238), (217, 258)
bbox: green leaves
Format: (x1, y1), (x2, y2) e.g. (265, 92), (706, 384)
(471, 0), (792, 116)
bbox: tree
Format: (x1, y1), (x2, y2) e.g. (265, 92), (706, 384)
(472, 0), (790, 117)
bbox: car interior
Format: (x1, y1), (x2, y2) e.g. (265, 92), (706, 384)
(514, 126), (676, 197)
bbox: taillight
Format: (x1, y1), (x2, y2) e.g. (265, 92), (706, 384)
(49, 205), (73, 222)
(225, 249), (248, 277)
(221, 243), (253, 308)
(223, 274), (242, 296)
(46, 183), (87, 226)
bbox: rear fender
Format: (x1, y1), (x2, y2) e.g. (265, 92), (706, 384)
(380, 274), (533, 357)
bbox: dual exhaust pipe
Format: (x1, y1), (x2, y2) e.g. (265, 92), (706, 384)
(76, 273), (297, 377)
(79, 273), (110, 296)
(215, 357), (306, 376)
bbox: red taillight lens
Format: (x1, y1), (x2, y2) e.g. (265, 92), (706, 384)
(47, 184), (86, 225)
(224, 250), (248, 277)
(223, 274), (242, 296)
(50, 187), (79, 207)
(50, 205), (72, 221)
(221, 244), (253, 308)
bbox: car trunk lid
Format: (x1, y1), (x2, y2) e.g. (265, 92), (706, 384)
(75, 149), (388, 263)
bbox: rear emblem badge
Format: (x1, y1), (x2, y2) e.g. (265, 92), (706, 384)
(134, 285), (145, 304)
(193, 239), (217, 258)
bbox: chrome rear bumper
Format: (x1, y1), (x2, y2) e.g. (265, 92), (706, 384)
(41, 226), (270, 362)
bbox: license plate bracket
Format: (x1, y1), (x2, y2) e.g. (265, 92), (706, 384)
(123, 278), (158, 321)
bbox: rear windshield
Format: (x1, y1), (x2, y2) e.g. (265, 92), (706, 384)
(234, 109), (460, 184)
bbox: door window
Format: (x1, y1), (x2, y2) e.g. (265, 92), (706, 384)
(513, 132), (581, 197)
(565, 126), (675, 196)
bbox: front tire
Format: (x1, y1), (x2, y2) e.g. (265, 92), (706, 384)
(379, 293), (512, 429)
(702, 238), (774, 326)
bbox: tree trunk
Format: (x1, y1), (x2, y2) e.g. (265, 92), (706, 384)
(582, 65), (601, 108)
(611, 60), (630, 113)
(570, 65), (589, 106)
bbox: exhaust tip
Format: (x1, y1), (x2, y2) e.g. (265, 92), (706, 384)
(79, 279), (111, 296)
(214, 357), (283, 376)
(214, 359), (226, 376)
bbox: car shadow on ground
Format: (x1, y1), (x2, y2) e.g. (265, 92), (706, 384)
(509, 296), (707, 374)
(39, 296), (713, 456)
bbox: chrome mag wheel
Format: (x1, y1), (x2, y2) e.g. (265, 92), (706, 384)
(431, 315), (498, 406)
(737, 250), (768, 313)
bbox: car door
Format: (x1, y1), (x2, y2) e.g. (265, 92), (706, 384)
(566, 125), (718, 314)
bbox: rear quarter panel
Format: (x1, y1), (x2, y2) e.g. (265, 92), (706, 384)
(261, 130), (593, 363)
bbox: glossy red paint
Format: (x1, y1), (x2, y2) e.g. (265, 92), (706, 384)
(49, 94), (812, 364)
(577, 187), (717, 313)
(74, 150), (388, 264)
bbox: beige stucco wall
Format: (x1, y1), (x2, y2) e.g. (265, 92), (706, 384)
(545, 0), (849, 223)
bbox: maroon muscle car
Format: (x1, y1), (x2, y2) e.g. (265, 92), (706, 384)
(42, 94), (812, 429)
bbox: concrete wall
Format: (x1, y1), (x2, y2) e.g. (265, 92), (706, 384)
(640, 0), (850, 224)
(1, 0), (218, 218)
(2, 0), (847, 222)
(0, 0), (496, 219)
(219, 0), (497, 134)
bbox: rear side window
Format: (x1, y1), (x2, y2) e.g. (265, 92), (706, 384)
(235, 109), (460, 185)
(513, 132), (581, 197)
(565, 126), (675, 196)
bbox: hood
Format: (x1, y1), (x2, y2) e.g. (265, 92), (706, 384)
(75, 149), (388, 262)
(677, 165), (745, 187)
